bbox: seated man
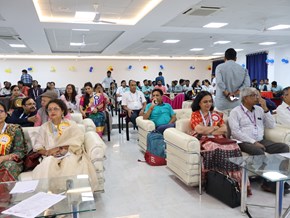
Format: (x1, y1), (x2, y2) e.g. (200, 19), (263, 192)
(122, 80), (146, 129)
(143, 89), (176, 134)
(271, 81), (283, 97)
(228, 87), (289, 192)
(6, 97), (37, 127)
(276, 86), (290, 125)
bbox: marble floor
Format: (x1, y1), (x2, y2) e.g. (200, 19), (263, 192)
(91, 117), (290, 218)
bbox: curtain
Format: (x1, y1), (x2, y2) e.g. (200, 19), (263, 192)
(246, 52), (268, 82)
(212, 60), (224, 75)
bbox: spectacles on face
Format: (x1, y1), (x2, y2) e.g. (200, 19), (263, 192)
(25, 103), (36, 106)
(47, 107), (61, 113)
(248, 94), (259, 98)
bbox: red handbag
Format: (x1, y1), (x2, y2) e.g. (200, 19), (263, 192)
(23, 151), (42, 171)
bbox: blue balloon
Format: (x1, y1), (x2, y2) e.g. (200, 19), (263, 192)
(89, 67), (93, 72)
(190, 66), (195, 70)
(241, 64), (246, 68)
(270, 59), (274, 64)
(160, 65), (164, 70)
(128, 65), (132, 70)
(27, 67), (32, 71)
(285, 59), (289, 64)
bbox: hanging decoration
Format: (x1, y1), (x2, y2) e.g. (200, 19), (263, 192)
(128, 65), (133, 70)
(281, 58), (289, 64)
(50, 66), (56, 72)
(241, 64), (246, 68)
(68, 66), (76, 71)
(143, 65), (148, 71)
(89, 66), (94, 73)
(108, 66), (113, 71)
(207, 65), (212, 71)
(189, 66), (195, 70)
(160, 65), (164, 70)
(266, 58), (274, 65)
(27, 67), (34, 72)
(4, 68), (11, 73)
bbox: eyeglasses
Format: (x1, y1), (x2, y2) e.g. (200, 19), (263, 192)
(47, 107), (61, 113)
(0, 109), (5, 114)
(25, 103), (36, 106)
(248, 94), (259, 98)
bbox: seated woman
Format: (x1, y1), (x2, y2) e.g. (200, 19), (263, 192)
(79, 82), (106, 137)
(0, 102), (27, 182)
(189, 91), (250, 193)
(107, 81), (117, 110)
(59, 84), (80, 113)
(32, 99), (98, 191)
(8, 85), (25, 114)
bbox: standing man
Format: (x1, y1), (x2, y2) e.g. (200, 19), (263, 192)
(215, 48), (250, 117)
(276, 87), (290, 126)
(155, 72), (165, 86)
(122, 80), (146, 129)
(20, 69), (33, 88)
(102, 71), (114, 92)
(28, 80), (43, 109)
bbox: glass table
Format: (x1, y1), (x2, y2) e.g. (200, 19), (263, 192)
(229, 154), (290, 218)
(0, 175), (96, 218)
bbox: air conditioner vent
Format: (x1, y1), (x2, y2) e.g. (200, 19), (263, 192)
(184, 6), (220, 16)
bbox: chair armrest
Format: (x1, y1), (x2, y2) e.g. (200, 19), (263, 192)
(176, 119), (191, 133)
(84, 131), (106, 161)
(82, 118), (96, 132)
(136, 116), (155, 131)
(164, 128), (200, 152)
(70, 113), (83, 124)
(265, 126), (290, 145)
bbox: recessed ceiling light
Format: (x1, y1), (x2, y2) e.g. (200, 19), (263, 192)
(74, 11), (96, 21)
(212, 52), (224, 55)
(213, 41), (231, 44)
(203, 22), (228, 28)
(72, 29), (90, 31)
(267, 25), (290, 30)
(70, 42), (85, 46)
(163, 40), (180, 44)
(259, 42), (277, 45)
(190, 48), (204, 51)
(9, 44), (26, 48)
(235, 49), (244, 52)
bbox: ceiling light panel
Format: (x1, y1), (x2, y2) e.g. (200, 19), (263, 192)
(190, 48), (204, 51)
(9, 44), (26, 48)
(163, 40), (180, 43)
(213, 41), (231, 44)
(203, 22), (228, 28)
(259, 42), (277, 45)
(74, 11), (96, 21)
(267, 25), (290, 30)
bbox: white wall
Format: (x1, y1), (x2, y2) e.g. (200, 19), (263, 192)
(0, 59), (212, 88)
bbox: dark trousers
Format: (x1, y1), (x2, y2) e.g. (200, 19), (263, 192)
(239, 139), (289, 155)
(129, 110), (141, 129)
(156, 123), (175, 134)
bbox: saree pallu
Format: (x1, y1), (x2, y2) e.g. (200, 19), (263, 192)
(89, 112), (105, 136)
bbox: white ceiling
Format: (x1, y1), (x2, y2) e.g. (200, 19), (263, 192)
(0, 0), (290, 59)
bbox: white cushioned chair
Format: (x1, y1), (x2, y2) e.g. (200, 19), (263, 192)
(19, 118), (106, 192)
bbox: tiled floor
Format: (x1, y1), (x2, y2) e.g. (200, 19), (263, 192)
(92, 116), (290, 218)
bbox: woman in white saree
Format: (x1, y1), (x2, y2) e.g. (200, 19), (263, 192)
(32, 99), (98, 191)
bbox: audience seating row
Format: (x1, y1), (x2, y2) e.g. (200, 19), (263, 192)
(18, 113), (107, 192)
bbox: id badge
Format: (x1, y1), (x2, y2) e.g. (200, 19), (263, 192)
(253, 127), (258, 137)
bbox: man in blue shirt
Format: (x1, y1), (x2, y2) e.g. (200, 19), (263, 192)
(142, 79), (152, 103)
(155, 72), (165, 86)
(271, 81), (283, 97)
(20, 69), (33, 88)
(143, 89), (176, 134)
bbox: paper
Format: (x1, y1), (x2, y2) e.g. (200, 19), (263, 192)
(229, 96), (239, 101)
(10, 180), (39, 194)
(56, 151), (71, 160)
(2, 192), (66, 218)
(279, 153), (290, 159)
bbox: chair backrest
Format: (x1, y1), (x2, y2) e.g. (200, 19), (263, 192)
(174, 109), (192, 120)
(172, 93), (185, 109)
(70, 113), (83, 124)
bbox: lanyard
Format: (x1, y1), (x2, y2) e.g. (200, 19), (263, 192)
(287, 107), (290, 112)
(199, 110), (212, 127)
(32, 89), (38, 99)
(19, 113), (29, 119)
(0, 123), (7, 134)
(240, 105), (256, 126)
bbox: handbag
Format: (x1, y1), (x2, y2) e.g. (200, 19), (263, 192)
(206, 170), (241, 208)
(23, 151), (42, 171)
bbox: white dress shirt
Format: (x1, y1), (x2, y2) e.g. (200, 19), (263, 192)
(228, 104), (275, 144)
(116, 86), (128, 102)
(276, 101), (290, 126)
(121, 90), (146, 110)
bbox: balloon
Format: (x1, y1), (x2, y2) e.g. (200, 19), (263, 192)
(50, 66), (56, 72)
(281, 58), (289, 64)
(108, 66), (113, 71)
(160, 65), (164, 70)
(241, 64), (246, 68)
(189, 66), (195, 70)
(68, 66), (76, 71)
(143, 65), (148, 71)
(89, 67), (93, 72)
(4, 68), (11, 73)
(207, 65), (212, 71)
(27, 67), (33, 72)
(128, 65), (132, 70)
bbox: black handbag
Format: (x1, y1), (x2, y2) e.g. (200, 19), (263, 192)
(206, 170), (241, 208)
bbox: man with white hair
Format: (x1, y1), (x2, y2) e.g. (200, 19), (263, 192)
(228, 87), (289, 193)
